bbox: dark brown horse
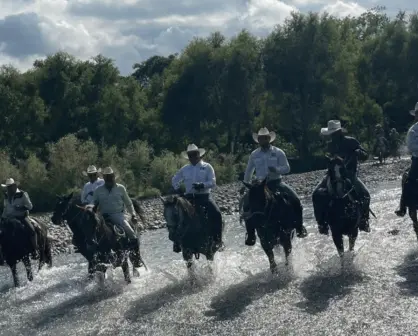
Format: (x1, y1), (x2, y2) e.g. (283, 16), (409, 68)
(0, 217), (52, 287)
(51, 193), (146, 283)
(160, 195), (221, 270)
(242, 178), (295, 274)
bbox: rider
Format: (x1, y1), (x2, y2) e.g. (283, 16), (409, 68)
(81, 165), (104, 204)
(241, 127), (308, 246)
(395, 103), (418, 217)
(312, 120), (370, 234)
(91, 167), (140, 248)
(171, 144), (224, 253)
(1, 178), (38, 255)
(373, 124), (388, 156)
(389, 128), (401, 158)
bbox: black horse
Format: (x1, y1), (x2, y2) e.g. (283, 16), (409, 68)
(322, 156), (361, 258)
(51, 193), (146, 283)
(0, 217), (52, 287)
(160, 195), (221, 269)
(399, 169), (418, 240)
(242, 178), (295, 274)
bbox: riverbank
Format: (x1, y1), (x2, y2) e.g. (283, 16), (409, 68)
(38, 158), (409, 255)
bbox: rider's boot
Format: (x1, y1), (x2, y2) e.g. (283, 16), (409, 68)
(245, 221), (256, 246)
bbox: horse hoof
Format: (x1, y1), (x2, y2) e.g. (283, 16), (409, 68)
(133, 269), (140, 277)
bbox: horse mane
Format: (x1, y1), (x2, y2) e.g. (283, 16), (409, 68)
(172, 196), (195, 217)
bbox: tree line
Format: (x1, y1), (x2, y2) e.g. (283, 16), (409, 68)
(0, 8), (415, 211)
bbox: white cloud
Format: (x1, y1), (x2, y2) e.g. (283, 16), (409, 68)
(0, 0), (395, 75)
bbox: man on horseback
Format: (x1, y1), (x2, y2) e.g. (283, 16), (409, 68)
(241, 127), (308, 246)
(91, 167), (140, 248)
(81, 165), (104, 204)
(312, 120), (370, 234)
(395, 103), (418, 217)
(1, 178), (38, 255)
(171, 144), (224, 253)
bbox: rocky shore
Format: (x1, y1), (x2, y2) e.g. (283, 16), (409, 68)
(36, 158), (409, 255)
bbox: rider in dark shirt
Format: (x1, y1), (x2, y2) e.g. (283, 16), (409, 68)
(312, 120), (370, 234)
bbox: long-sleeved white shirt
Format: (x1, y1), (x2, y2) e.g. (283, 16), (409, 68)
(2, 189), (33, 218)
(244, 146), (290, 183)
(81, 178), (105, 204)
(172, 160), (216, 194)
(407, 122), (418, 157)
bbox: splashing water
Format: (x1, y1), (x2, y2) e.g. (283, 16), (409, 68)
(1, 181), (418, 336)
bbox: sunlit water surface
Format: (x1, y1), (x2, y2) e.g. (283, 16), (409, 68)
(1, 180), (418, 336)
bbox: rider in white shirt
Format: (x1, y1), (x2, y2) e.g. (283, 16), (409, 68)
(81, 165), (104, 204)
(171, 144), (224, 253)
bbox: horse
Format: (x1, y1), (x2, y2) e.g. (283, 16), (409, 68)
(242, 178), (295, 274)
(399, 169), (418, 240)
(160, 195), (221, 270)
(374, 136), (388, 164)
(0, 217), (52, 287)
(51, 193), (146, 283)
(323, 156), (361, 259)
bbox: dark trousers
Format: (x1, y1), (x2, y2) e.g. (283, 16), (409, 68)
(184, 194), (223, 241)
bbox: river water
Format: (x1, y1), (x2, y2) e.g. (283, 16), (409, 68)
(1, 180), (418, 336)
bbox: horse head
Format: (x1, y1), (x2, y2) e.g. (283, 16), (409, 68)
(51, 192), (74, 225)
(243, 178), (274, 216)
(327, 156), (351, 198)
(160, 195), (195, 233)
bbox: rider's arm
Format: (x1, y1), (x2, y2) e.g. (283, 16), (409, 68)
(172, 166), (185, 190)
(22, 192), (33, 211)
(81, 183), (88, 204)
(407, 125), (418, 154)
(275, 148), (290, 175)
(121, 185), (135, 216)
(243, 153), (255, 183)
(204, 164), (216, 189)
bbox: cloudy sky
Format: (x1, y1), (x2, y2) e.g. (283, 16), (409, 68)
(0, 0), (415, 75)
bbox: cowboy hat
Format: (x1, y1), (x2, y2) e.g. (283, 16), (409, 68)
(252, 127), (276, 143)
(82, 165), (101, 176)
(181, 144), (206, 159)
(102, 166), (115, 175)
(320, 120), (346, 136)
(1, 178), (17, 187)
(410, 102), (418, 116)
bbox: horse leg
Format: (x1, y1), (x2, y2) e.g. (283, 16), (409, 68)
(408, 207), (418, 241)
(10, 264), (20, 287)
(87, 261), (95, 280)
(183, 250), (194, 269)
(121, 257), (131, 284)
(23, 255), (33, 282)
(45, 237), (53, 268)
(279, 231), (293, 267)
(260, 237), (277, 274)
(331, 229), (344, 258)
(348, 225), (358, 252)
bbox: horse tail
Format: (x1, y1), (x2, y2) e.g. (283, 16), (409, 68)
(132, 198), (147, 226)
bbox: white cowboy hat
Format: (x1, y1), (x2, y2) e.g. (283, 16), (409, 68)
(320, 120), (346, 136)
(410, 102), (418, 116)
(82, 165), (101, 176)
(102, 166), (115, 175)
(181, 144), (206, 159)
(1, 178), (17, 187)
(252, 127), (276, 143)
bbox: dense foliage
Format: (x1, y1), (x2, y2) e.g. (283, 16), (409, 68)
(0, 9), (414, 211)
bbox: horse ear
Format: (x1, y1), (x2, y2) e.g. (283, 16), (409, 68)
(242, 181), (252, 189)
(159, 196), (165, 204)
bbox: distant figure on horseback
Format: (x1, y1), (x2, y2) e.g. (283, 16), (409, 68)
(241, 127), (308, 246)
(395, 103), (418, 221)
(81, 165), (104, 204)
(312, 120), (371, 234)
(373, 124), (388, 163)
(1, 178), (38, 255)
(170, 144), (224, 253)
(92, 167), (140, 249)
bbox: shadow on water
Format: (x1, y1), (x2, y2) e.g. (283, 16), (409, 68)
(125, 277), (205, 321)
(396, 249), (418, 296)
(205, 269), (292, 321)
(296, 256), (368, 315)
(31, 285), (123, 329)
